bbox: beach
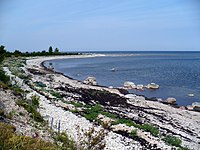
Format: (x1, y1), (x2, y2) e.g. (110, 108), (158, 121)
(3, 55), (200, 149)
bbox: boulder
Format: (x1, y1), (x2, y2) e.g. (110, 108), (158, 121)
(192, 102), (200, 112)
(166, 97), (176, 104)
(186, 105), (193, 110)
(111, 124), (133, 133)
(136, 84), (144, 90)
(97, 114), (114, 126)
(124, 81), (136, 89)
(83, 76), (97, 85)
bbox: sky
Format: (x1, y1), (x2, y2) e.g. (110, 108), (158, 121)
(0, 0), (200, 52)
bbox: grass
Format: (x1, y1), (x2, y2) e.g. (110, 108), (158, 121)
(0, 122), (58, 150)
(101, 111), (117, 119)
(34, 81), (46, 88)
(50, 91), (62, 99)
(130, 129), (137, 138)
(112, 118), (159, 136)
(16, 99), (44, 122)
(139, 124), (159, 136)
(54, 132), (75, 150)
(83, 104), (103, 121)
(112, 118), (137, 127)
(69, 101), (83, 107)
(163, 135), (182, 147)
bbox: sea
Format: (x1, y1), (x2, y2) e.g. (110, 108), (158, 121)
(44, 51), (200, 106)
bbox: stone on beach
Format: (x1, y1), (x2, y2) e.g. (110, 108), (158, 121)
(192, 102), (200, 112)
(83, 76), (97, 85)
(166, 97), (176, 104)
(125, 94), (137, 99)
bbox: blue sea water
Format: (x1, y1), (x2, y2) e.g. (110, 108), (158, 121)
(44, 51), (200, 106)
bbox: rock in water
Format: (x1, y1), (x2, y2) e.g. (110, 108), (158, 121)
(124, 81), (136, 89)
(146, 83), (159, 89)
(136, 84), (144, 90)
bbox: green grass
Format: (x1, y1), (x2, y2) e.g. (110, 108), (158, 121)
(83, 104), (103, 121)
(53, 132), (75, 150)
(34, 81), (46, 88)
(16, 100), (44, 122)
(69, 101), (83, 107)
(138, 124), (159, 136)
(101, 111), (117, 119)
(50, 91), (62, 99)
(112, 118), (137, 127)
(163, 135), (182, 147)
(130, 129), (137, 138)
(0, 122), (59, 150)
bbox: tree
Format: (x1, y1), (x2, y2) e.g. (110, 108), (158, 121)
(0, 45), (6, 62)
(13, 50), (22, 57)
(48, 46), (53, 54)
(54, 48), (60, 54)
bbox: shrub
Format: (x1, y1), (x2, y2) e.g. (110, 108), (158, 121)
(31, 95), (40, 108)
(163, 135), (182, 147)
(54, 132), (75, 150)
(76, 126), (106, 150)
(0, 69), (9, 84)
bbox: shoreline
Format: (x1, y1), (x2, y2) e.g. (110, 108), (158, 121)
(39, 55), (193, 108)
(3, 55), (199, 149)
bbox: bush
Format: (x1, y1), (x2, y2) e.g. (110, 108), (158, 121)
(0, 69), (9, 84)
(163, 135), (182, 147)
(54, 132), (75, 150)
(31, 95), (40, 108)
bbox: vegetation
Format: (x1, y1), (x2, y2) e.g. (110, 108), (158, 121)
(163, 135), (182, 147)
(34, 81), (46, 88)
(53, 132), (75, 150)
(50, 91), (62, 99)
(112, 118), (137, 127)
(83, 104), (103, 121)
(16, 96), (43, 122)
(138, 124), (159, 136)
(130, 129), (137, 138)
(0, 122), (59, 150)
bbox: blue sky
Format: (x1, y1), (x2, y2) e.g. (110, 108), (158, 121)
(0, 0), (200, 52)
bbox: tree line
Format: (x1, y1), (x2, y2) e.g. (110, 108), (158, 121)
(0, 45), (81, 58)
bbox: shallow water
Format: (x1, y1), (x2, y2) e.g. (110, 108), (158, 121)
(44, 51), (200, 106)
